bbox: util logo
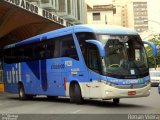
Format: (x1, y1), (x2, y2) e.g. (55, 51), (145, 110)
(6, 63), (21, 84)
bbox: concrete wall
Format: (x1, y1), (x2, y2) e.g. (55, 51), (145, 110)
(87, 10), (114, 25)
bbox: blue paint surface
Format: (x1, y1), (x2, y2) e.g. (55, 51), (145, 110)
(4, 25), (138, 50)
(41, 60), (48, 91)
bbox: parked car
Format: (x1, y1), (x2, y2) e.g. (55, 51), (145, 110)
(149, 69), (160, 87)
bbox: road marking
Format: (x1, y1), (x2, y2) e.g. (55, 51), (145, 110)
(71, 110), (82, 114)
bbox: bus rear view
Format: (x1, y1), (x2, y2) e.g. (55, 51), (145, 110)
(3, 25), (156, 104)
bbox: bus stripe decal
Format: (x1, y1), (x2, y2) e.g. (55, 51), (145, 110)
(41, 60), (48, 91)
(26, 61), (40, 80)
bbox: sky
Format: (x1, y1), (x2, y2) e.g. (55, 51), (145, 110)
(147, 0), (160, 32)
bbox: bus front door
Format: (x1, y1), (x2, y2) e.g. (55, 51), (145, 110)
(87, 46), (102, 98)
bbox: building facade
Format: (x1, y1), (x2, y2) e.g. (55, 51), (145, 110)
(87, 4), (116, 25)
(26, 0), (88, 24)
(113, 0), (148, 33)
(112, 1), (128, 27)
(127, 0), (148, 33)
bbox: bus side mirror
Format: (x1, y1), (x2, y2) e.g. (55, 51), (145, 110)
(143, 40), (157, 69)
(86, 40), (105, 57)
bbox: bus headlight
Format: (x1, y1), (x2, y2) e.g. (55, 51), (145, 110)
(101, 80), (117, 87)
(105, 91), (111, 95)
(148, 89), (151, 93)
(105, 91), (109, 95)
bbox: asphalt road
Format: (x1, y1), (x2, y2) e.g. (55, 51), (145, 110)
(0, 87), (159, 120)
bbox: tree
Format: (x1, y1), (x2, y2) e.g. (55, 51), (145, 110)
(144, 38), (160, 68)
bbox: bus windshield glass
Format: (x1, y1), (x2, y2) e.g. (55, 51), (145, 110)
(97, 35), (148, 78)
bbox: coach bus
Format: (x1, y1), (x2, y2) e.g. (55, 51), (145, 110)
(3, 25), (157, 104)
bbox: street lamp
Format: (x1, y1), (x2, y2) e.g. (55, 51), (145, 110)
(144, 19), (160, 33)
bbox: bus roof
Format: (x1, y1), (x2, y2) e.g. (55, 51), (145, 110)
(4, 24), (139, 49)
(74, 24), (138, 35)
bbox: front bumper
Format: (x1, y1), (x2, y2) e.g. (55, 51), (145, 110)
(102, 83), (151, 99)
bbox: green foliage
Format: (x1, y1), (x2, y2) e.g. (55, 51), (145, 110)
(144, 38), (160, 67)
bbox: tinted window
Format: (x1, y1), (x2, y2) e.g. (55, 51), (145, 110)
(4, 48), (16, 64)
(46, 35), (78, 59)
(4, 34), (78, 63)
(76, 32), (96, 61)
(23, 45), (34, 61)
(60, 35), (79, 60)
(76, 32), (96, 44)
(46, 39), (61, 59)
(34, 42), (46, 60)
(54, 40), (61, 58)
(76, 32), (101, 73)
(88, 45), (101, 73)
(46, 39), (55, 59)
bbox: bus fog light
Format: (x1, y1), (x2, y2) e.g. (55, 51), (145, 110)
(148, 89), (151, 93)
(105, 91), (111, 95)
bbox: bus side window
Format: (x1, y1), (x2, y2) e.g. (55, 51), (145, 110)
(88, 45), (101, 73)
(54, 40), (60, 58)
(4, 49), (12, 64)
(4, 48), (21, 64)
(5, 48), (17, 64)
(34, 42), (46, 60)
(46, 38), (60, 59)
(61, 35), (79, 60)
(23, 45), (34, 61)
(46, 39), (55, 59)
(17, 47), (24, 62)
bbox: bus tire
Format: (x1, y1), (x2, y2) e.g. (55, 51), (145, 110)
(18, 84), (27, 100)
(69, 83), (75, 103)
(69, 82), (83, 104)
(75, 83), (83, 104)
(113, 98), (120, 104)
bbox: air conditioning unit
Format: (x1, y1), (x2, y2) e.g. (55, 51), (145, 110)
(40, 0), (58, 11)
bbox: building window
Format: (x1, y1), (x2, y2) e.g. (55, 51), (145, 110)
(93, 13), (100, 21)
(41, 0), (50, 3)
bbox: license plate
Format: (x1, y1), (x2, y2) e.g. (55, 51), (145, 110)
(128, 91), (136, 95)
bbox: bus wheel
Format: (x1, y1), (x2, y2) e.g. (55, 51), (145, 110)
(69, 83), (83, 104)
(18, 84), (27, 100)
(113, 98), (120, 104)
(69, 84), (75, 103)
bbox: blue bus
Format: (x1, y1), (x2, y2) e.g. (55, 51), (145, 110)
(3, 25), (157, 104)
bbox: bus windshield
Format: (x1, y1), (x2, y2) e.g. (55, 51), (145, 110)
(97, 35), (148, 78)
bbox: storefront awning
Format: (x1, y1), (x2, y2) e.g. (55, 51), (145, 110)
(0, 0), (72, 57)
